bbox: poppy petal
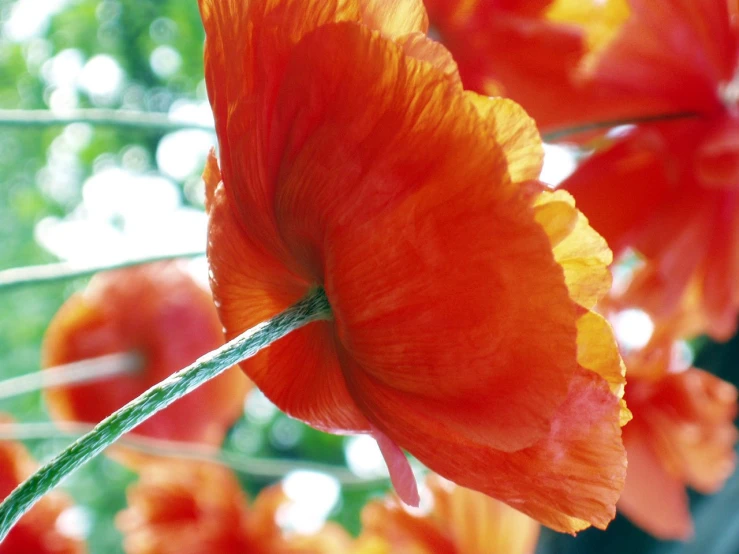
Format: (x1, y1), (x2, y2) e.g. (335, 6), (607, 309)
(200, 0), (362, 260)
(576, 312), (629, 423)
(397, 33), (461, 84)
(468, 94), (545, 183)
(270, 22), (577, 452)
(619, 421), (694, 540)
(584, 0), (735, 113)
(359, 0), (428, 37)
(352, 363), (625, 533)
(208, 183), (371, 433)
(357, 474), (540, 554)
(561, 127), (675, 253)
(371, 425), (420, 507)
(534, 190), (612, 310)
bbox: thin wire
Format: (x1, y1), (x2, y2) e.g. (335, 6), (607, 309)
(0, 422), (388, 488)
(0, 353), (143, 400)
(0, 109), (214, 133)
(0, 250), (205, 292)
(542, 111), (701, 142)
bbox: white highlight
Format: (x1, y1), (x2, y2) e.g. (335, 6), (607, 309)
(279, 471), (340, 534)
(244, 389), (278, 423)
(35, 165), (207, 264)
(611, 309), (655, 350)
(79, 54), (124, 99)
(156, 130), (215, 181)
(55, 506), (92, 540)
(150, 45), (182, 78)
(4, 0), (70, 42)
(345, 435), (388, 478)
(541, 143), (577, 187)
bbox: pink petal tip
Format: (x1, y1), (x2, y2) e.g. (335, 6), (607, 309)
(371, 425), (420, 507)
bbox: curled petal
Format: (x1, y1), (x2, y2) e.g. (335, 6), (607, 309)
(354, 367), (625, 533)
(576, 312), (629, 424)
(534, 190), (612, 310)
(468, 94), (545, 183)
(371, 425), (420, 507)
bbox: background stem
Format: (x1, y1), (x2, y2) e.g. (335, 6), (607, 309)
(0, 250), (205, 292)
(0, 422), (388, 488)
(542, 111), (699, 142)
(0, 352), (142, 400)
(0, 109), (214, 133)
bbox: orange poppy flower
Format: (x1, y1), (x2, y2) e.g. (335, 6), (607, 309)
(200, 0), (628, 532)
(0, 425), (86, 553)
(116, 460), (350, 554)
(42, 262), (248, 447)
(354, 474), (540, 554)
(617, 337), (738, 539)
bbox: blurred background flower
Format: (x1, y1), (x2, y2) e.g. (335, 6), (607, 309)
(1, 0), (739, 552)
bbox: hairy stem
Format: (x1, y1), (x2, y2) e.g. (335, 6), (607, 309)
(0, 287), (331, 540)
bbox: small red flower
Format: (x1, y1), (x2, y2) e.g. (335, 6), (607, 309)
(200, 0), (628, 532)
(116, 460), (350, 554)
(618, 338), (738, 539)
(0, 421), (86, 554)
(42, 262), (248, 448)
(355, 474), (540, 554)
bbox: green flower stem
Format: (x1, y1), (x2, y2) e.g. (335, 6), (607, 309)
(0, 287), (332, 541)
(0, 352), (142, 400)
(0, 250), (205, 292)
(0, 109), (214, 133)
(0, 422), (388, 488)
(542, 111), (700, 142)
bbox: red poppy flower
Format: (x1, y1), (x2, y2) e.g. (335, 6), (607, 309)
(617, 337), (738, 539)
(200, 0), (628, 532)
(116, 460), (350, 554)
(355, 474), (540, 554)
(423, 0), (646, 132)
(0, 423), (86, 554)
(559, 0), (739, 338)
(435, 0), (739, 339)
(42, 262), (248, 448)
